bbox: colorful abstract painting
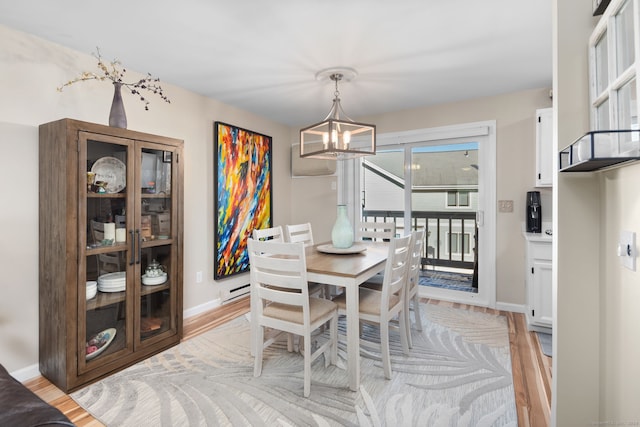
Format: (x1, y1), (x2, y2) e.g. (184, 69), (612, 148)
(214, 122), (272, 279)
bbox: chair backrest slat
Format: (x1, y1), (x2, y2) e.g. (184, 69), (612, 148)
(381, 234), (412, 309)
(285, 223), (314, 247)
(356, 221), (396, 242)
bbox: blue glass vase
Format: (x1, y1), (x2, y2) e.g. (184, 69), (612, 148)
(331, 205), (354, 248)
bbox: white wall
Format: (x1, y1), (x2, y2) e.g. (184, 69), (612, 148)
(553, 0), (640, 423)
(0, 25), (293, 374)
(553, 0), (601, 424)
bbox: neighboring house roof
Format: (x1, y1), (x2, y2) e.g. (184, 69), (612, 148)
(364, 149), (479, 191)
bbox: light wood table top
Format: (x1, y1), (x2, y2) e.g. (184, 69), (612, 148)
(305, 241), (389, 280)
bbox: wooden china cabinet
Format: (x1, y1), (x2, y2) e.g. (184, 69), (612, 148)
(38, 118), (183, 392)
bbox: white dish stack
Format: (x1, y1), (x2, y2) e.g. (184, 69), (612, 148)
(97, 272), (126, 292)
(86, 281), (98, 300)
(142, 272), (168, 286)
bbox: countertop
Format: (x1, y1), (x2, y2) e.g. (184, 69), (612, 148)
(522, 222), (553, 242)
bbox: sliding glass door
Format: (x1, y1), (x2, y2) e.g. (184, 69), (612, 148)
(348, 122), (496, 307)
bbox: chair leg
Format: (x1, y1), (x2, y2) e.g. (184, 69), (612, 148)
(381, 322), (392, 380)
(325, 312), (338, 367)
(412, 294), (423, 332)
(330, 312), (338, 365)
(405, 301), (413, 349)
(399, 309), (410, 356)
(303, 332), (312, 398)
(254, 326), (264, 377)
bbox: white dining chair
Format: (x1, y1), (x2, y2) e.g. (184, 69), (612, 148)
(356, 221), (396, 242)
(405, 229), (425, 348)
(357, 221), (397, 284)
(285, 222), (314, 246)
(248, 238), (338, 398)
(332, 234), (412, 379)
(361, 229), (424, 348)
(285, 223), (329, 299)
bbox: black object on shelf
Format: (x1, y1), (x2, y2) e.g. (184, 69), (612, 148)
(559, 130), (640, 172)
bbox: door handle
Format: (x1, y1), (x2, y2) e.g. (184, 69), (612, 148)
(129, 230), (135, 266)
(476, 210), (484, 227)
(136, 229), (142, 264)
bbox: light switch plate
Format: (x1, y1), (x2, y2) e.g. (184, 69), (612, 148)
(618, 230), (636, 271)
(498, 200), (514, 213)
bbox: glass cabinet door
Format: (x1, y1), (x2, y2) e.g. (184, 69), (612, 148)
(136, 145), (178, 345)
(79, 132), (135, 373)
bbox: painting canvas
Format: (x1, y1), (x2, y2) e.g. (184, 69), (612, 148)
(214, 122), (272, 279)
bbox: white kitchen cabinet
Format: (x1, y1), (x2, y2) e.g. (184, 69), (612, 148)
(535, 107), (553, 187)
(523, 233), (553, 332)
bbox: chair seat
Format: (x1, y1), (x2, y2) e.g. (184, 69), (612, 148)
(264, 297), (337, 324)
(333, 288), (400, 316)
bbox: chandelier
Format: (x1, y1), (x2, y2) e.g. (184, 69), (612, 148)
(299, 68), (376, 160)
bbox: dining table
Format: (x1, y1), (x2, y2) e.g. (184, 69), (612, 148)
(304, 240), (389, 391)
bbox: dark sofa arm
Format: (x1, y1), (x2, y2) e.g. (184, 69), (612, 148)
(0, 364), (74, 427)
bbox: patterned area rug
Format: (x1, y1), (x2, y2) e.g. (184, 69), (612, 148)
(71, 304), (516, 426)
(419, 271), (477, 293)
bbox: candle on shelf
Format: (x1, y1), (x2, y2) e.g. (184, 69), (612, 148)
(103, 223), (116, 243)
(115, 228), (126, 243)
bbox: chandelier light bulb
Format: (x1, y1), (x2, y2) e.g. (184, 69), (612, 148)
(331, 129), (338, 144)
(343, 131), (351, 146)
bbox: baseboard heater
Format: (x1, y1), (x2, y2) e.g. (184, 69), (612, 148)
(223, 283), (250, 303)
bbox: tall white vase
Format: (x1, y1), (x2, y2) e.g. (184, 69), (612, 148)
(331, 205), (354, 248)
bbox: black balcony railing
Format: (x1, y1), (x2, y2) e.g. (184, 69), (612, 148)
(362, 209), (477, 270)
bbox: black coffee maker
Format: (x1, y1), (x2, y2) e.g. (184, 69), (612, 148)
(526, 191), (542, 233)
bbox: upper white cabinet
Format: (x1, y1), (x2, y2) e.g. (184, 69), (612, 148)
(589, 0), (638, 141)
(536, 107), (553, 187)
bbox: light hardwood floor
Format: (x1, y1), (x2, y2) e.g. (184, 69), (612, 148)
(25, 297), (551, 426)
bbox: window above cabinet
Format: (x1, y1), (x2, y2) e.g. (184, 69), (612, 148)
(589, 0), (637, 133)
(561, 0), (640, 173)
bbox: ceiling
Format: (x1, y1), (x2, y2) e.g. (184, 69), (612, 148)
(0, 0), (552, 128)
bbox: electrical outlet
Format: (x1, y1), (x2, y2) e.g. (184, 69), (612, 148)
(196, 271), (203, 283)
(617, 231), (636, 271)
(498, 200), (514, 213)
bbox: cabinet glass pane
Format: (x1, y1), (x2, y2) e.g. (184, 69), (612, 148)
(141, 148), (172, 242)
(617, 77), (637, 129)
(85, 139), (129, 363)
(617, 78), (639, 154)
(140, 245), (173, 341)
(596, 98), (611, 130)
(138, 147), (174, 343)
(615, 0), (635, 76)
(595, 32), (609, 95)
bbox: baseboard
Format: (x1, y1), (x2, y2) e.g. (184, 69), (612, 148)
(183, 298), (222, 320)
(11, 363), (41, 382)
(495, 302), (525, 313)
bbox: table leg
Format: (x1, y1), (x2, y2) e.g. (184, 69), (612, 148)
(345, 283), (360, 391)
